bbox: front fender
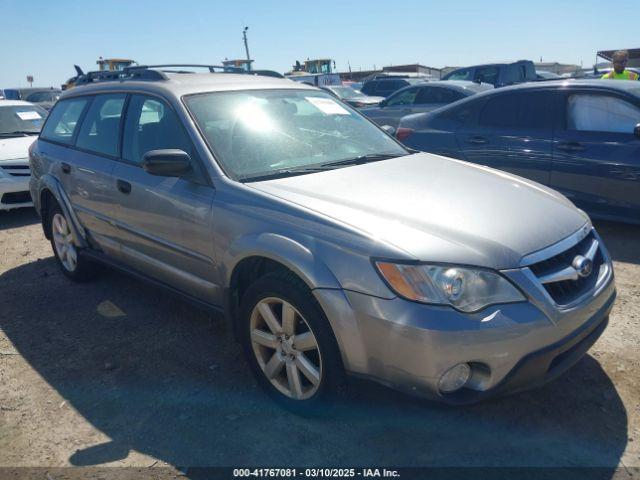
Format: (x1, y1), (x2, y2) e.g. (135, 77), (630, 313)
(34, 174), (88, 248)
(225, 232), (341, 290)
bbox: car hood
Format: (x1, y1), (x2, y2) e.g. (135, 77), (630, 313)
(0, 136), (37, 161)
(249, 153), (588, 269)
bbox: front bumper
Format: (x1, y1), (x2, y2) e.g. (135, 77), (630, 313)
(0, 177), (32, 210)
(314, 262), (615, 404)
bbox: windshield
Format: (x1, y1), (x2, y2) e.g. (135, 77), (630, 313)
(185, 89), (407, 181)
(0, 104), (48, 135)
(328, 87), (360, 99)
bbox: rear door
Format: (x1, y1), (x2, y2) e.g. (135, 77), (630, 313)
(111, 94), (218, 302)
(551, 90), (640, 222)
(39, 95), (121, 247)
(455, 90), (556, 184)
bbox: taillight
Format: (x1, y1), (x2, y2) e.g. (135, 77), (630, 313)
(396, 127), (414, 142)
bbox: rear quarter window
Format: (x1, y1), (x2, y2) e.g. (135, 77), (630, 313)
(40, 97), (89, 145)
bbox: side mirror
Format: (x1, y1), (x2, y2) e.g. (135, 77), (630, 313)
(635, 123), (640, 138)
(142, 149), (192, 177)
(379, 99), (387, 108)
(381, 125), (396, 136)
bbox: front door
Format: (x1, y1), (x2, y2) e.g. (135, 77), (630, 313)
(368, 86), (420, 127)
(551, 91), (640, 222)
(111, 94), (219, 303)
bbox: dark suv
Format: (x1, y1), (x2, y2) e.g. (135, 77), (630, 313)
(360, 77), (425, 98)
(443, 60), (537, 87)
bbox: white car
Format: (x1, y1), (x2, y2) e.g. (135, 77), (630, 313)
(0, 100), (47, 210)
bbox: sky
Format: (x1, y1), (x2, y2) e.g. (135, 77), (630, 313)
(1, 0), (638, 88)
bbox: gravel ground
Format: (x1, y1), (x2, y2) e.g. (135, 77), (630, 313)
(0, 208), (639, 475)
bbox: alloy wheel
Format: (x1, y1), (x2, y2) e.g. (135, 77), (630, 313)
(52, 213), (77, 272)
(249, 297), (322, 400)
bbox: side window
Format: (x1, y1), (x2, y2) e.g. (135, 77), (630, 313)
(377, 81), (403, 97)
(40, 98), (88, 145)
(479, 92), (552, 129)
(386, 88), (419, 106)
(122, 95), (193, 165)
(447, 69), (472, 81)
(567, 94), (640, 134)
(75, 94), (126, 157)
(416, 87), (464, 104)
(474, 67), (500, 85)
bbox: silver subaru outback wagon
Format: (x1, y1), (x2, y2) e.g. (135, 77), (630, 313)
(29, 67), (616, 411)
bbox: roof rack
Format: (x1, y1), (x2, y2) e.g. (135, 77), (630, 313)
(75, 67), (168, 86)
(74, 64), (284, 87)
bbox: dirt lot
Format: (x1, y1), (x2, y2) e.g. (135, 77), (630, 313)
(0, 208), (639, 475)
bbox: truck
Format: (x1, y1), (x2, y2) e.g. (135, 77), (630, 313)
(285, 58), (342, 87)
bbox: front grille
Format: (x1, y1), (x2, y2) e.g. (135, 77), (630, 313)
(528, 231), (605, 306)
(1, 165), (31, 177)
(1, 191), (32, 205)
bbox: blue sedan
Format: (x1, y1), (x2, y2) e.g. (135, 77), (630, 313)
(397, 80), (640, 224)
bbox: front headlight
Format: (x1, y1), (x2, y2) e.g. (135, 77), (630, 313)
(375, 262), (525, 313)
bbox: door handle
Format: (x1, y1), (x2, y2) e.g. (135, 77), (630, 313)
(557, 141), (584, 152)
(467, 136), (487, 144)
(61, 162), (71, 174)
(117, 179), (132, 194)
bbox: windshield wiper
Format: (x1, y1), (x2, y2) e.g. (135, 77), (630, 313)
(0, 131), (39, 137)
(241, 166), (329, 182)
(320, 153), (405, 168)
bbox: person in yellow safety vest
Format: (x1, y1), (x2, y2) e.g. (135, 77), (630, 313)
(601, 50), (639, 80)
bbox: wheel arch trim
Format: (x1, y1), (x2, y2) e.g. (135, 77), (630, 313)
(37, 174), (88, 248)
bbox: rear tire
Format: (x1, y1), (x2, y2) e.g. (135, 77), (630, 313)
(239, 271), (346, 414)
(48, 203), (100, 282)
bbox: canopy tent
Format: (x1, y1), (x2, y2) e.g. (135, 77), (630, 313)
(597, 48), (640, 67)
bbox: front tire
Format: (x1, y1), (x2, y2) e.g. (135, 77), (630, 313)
(239, 271), (346, 414)
(48, 203), (99, 282)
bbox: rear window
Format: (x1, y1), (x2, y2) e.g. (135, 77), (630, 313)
(40, 98), (88, 145)
(503, 64), (525, 85)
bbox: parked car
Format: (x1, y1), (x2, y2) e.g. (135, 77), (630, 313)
(0, 87), (57, 101)
(536, 70), (562, 80)
(30, 69), (615, 411)
(0, 100), (47, 210)
(397, 80), (640, 224)
(443, 60), (537, 87)
(360, 77), (425, 98)
(321, 85), (384, 108)
(24, 89), (62, 111)
(361, 81), (492, 128)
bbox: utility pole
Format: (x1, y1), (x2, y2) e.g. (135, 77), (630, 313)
(243, 26), (251, 70)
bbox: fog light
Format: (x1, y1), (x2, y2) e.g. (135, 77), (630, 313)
(438, 363), (471, 393)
